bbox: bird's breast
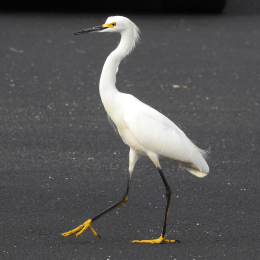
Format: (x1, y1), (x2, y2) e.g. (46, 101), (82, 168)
(103, 100), (147, 155)
(117, 127), (147, 156)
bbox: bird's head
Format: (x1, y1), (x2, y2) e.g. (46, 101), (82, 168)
(73, 16), (140, 54)
(73, 16), (139, 36)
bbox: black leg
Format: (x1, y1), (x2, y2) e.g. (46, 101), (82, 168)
(157, 167), (172, 238)
(132, 167), (178, 244)
(92, 175), (131, 222)
(62, 174), (131, 238)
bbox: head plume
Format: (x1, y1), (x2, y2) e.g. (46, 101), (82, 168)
(129, 20), (141, 53)
(105, 16), (141, 54)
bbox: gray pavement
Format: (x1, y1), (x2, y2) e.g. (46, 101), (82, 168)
(1, 13), (260, 259)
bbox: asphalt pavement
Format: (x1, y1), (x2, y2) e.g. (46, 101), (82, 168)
(1, 13), (260, 259)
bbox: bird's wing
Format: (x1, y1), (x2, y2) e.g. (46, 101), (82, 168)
(121, 94), (188, 157)
(119, 94), (209, 174)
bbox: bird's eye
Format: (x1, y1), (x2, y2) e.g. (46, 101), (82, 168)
(112, 22), (116, 26)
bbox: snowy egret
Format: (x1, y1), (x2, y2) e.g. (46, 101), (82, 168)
(62, 16), (209, 244)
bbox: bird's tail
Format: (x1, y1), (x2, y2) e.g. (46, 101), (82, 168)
(182, 145), (210, 178)
(182, 166), (208, 178)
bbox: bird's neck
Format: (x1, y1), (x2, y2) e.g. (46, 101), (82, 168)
(99, 29), (135, 99)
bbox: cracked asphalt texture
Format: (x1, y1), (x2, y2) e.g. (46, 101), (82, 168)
(1, 12), (260, 259)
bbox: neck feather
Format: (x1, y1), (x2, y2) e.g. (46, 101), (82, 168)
(99, 29), (136, 95)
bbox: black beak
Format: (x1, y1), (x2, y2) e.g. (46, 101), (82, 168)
(73, 25), (108, 35)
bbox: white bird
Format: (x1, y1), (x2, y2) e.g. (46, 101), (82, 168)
(62, 16), (209, 244)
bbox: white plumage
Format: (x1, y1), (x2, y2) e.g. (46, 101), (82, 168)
(98, 16), (209, 178)
(62, 16), (209, 244)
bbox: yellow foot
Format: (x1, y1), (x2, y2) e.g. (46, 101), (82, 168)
(61, 219), (99, 238)
(132, 236), (179, 244)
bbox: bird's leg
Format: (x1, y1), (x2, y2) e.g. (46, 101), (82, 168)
(61, 175), (131, 238)
(91, 175), (131, 222)
(132, 167), (179, 244)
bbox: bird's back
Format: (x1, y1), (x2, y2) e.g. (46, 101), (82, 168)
(114, 93), (209, 178)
